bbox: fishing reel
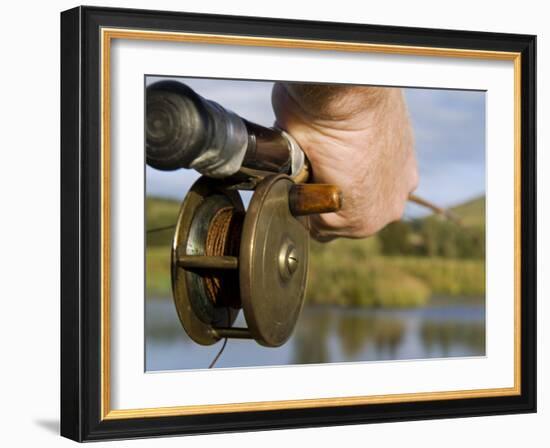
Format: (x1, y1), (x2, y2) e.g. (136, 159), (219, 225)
(172, 175), (341, 347)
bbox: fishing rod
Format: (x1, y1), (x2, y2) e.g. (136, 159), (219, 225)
(145, 80), (458, 354)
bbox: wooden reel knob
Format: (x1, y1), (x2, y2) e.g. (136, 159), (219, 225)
(289, 184), (343, 216)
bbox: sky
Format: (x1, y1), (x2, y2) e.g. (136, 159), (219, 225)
(145, 76), (485, 217)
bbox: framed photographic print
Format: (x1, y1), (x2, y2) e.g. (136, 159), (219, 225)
(60, 6), (536, 441)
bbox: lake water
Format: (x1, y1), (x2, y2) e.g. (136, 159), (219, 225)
(145, 297), (485, 371)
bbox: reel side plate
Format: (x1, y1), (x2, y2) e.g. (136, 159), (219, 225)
(240, 175), (310, 347)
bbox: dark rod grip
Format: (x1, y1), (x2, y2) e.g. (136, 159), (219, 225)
(146, 81), (293, 176)
(146, 81), (215, 171)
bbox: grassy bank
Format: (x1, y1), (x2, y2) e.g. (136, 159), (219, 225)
(306, 239), (484, 307)
(306, 255), (484, 308)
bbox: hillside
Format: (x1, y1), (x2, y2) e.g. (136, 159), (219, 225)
(450, 196), (485, 228)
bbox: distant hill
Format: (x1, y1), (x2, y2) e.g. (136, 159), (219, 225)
(449, 196), (485, 228)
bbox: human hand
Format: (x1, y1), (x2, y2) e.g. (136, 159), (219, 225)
(272, 83), (418, 241)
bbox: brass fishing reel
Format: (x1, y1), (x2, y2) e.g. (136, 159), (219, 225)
(171, 175), (341, 347)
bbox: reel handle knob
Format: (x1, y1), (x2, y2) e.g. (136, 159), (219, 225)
(288, 184), (343, 216)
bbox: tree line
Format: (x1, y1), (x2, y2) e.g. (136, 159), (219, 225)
(377, 217), (485, 259)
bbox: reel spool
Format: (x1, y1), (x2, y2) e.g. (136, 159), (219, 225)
(171, 174), (342, 347)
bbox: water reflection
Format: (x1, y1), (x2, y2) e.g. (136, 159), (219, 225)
(145, 298), (485, 371)
(337, 315), (405, 359)
(292, 311), (331, 365)
(421, 320), (485, 357)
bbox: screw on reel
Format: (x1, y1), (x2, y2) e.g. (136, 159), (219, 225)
(171, 174), (342, 348)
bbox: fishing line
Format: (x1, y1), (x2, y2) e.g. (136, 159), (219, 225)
(146, 224), (176, 234)
(208, 308), (231, 369)
(208, 337), (228, 369)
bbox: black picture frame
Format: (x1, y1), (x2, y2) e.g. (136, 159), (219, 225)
(61, 5), (536, 442)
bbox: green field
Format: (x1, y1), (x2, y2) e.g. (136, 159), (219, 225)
(145, 195), (485, 307)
